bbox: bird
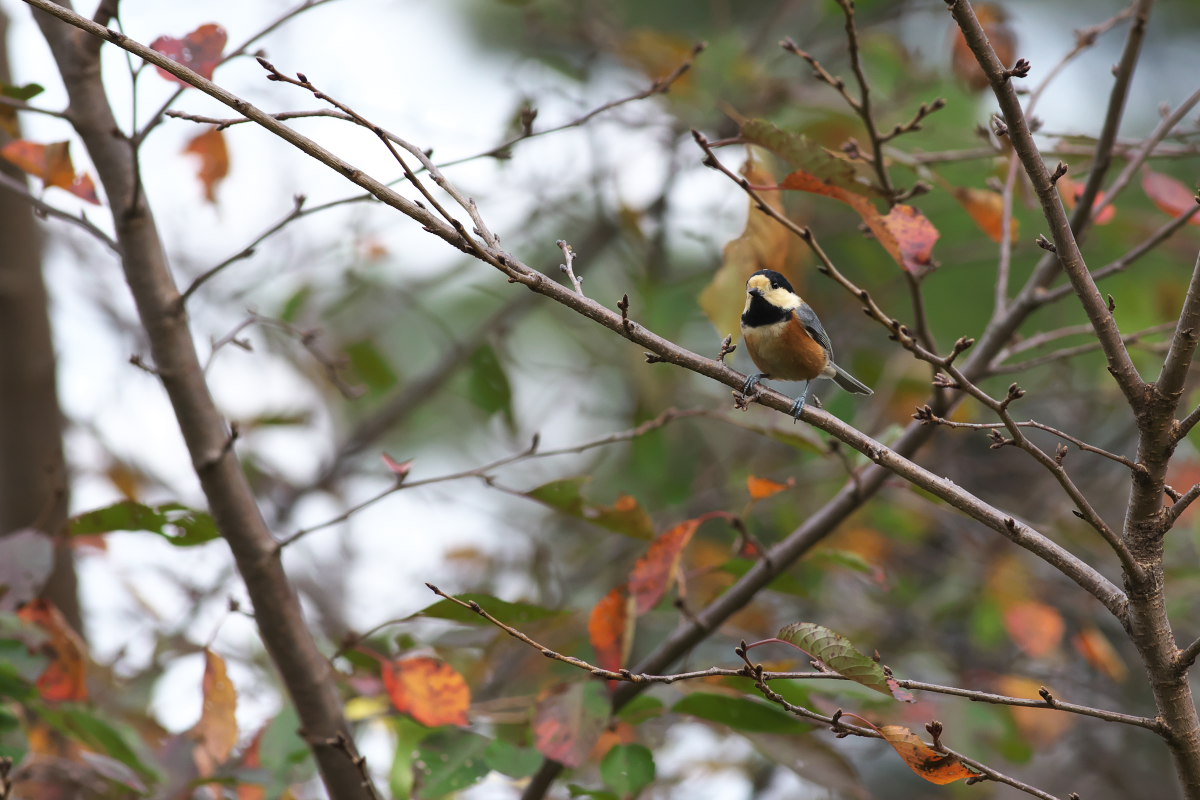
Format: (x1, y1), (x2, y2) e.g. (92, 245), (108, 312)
(739, 269), (872, 419)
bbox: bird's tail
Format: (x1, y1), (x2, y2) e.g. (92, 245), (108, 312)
(832, 364), (873, 395)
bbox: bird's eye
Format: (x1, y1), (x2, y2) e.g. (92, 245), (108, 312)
(770, 282), (778, 289)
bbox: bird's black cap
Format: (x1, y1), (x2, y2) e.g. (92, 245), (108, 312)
(749, 269), (795, 294)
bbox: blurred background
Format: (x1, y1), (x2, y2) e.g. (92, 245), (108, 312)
(2, 0), (1199, 797)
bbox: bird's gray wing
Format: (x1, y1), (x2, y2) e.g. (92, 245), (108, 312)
(794, 302), (834, 358)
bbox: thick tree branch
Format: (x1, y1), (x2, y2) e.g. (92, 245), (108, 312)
(947, 0), (1145, 408)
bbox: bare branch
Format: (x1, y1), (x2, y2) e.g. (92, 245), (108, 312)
(0, 171), (120, 254)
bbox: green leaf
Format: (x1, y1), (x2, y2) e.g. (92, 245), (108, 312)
(345, 339), (398, 395)
(616, 695), (663, 724)
(1, 82), (44, 101)
(69, 501), (219, 547)
(672, 692), (812, 734)
(279, 283), (313, 323)
(525, 478), (655, 539)
(259, 704), (316, 793)
(415, 729), (490, 797)
(467, 344), (513, 424)
(740, 119), (878, 196)
(484, 737), (542, 778)
(38, 705), (158, 783)
(600, 743), (655, 796)
(415, 593), (565, 626)
(777, 622), (913, 702)
(389, 716), (430, 799)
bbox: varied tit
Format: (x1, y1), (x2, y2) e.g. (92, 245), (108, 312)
(740, 269), (872, 419)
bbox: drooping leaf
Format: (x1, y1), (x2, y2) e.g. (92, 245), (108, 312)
(747, 475), (795, 500)
(600, 743), (655, 797)
(184, 127), (229, 203)
(467, 343), (513, 424)
(628, 517), (705, 614)
(0, 528), (54, 612)
(1072, 626), (1128, 682)
(18, 599), (88, 702)
(525, 478), (654, 539)
(382, 656), (470, 727)
(1002, 600), (1063, 659)
(777, 622), (913, 702)
(672, 692), (812, 734)
(0, 139), (99, 203)
(1141, 168), (1199, 224)
(1058, 175), (1115, 225)
(150, 24), (227, 84)
(69, 500), (220, 547)
(778, 169), (938, 275)
(588, 586), (634, 673)
(698, 151), (792, 338)
(0, 82), (44, 136)
(534, 682), (609, 767)
(740, 119), (876, 194)
(879, 724), (978, 784)
(950, 3), (1014, 91)
(952, 187), (1019, 243)
(192, 648), (239, 778)
(413, 729), (490, 796)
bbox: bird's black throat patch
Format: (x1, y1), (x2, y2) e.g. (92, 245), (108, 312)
(741, 295), (792, 328)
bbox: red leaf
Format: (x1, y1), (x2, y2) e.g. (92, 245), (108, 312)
(18, 599), (88, 702)
(879, 724), (979, 784)
(1058, 175), (1115, 225)
(381, 452), (414, 479)
(382, 656), (470, 727)
(628, 518), (704, 614)
(588, 586), (634, 673)
(184, 127), (229, 204)
(1141, 168), (1200, 224)
(150, 24), (227, 84)
(0, 139), (99, 204)
(779, 169), (938, 275)
(1002, 600), (1064, 659)
(952, 187), (1019, 243)
(533, 682), (608, 767)
(950, 3), (1015, 92)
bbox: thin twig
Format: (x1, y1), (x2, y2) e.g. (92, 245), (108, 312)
(993, 322), (1176, 374)
(557, 239), (583, 294)
(0, 171), (120, 254)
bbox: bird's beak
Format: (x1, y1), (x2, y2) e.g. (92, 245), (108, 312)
(748, 287), (763, 298)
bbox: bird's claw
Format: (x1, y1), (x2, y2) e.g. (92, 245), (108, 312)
(743, 373), (765, 396)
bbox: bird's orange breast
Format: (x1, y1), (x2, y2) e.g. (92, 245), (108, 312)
(743, 314), (828, 381)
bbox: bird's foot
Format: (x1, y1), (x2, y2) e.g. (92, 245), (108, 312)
(742, 373), (765, 396)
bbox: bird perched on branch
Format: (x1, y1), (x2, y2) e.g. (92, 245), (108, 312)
(740, 269), (872, 419)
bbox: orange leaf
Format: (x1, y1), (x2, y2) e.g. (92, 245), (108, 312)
(698, 151), (794, 337)
(382, 656), (470, 727)
(184, 127), (229, 204)
(628, 518), (704, 614)
(588, 586), (634, 673)
(950, 3), (1015, 92)
(533, 682), (608, 767)
(952, 187), (1019, 243)
(1058, 175), (1115, 225)
(192, 648), (239, 779)
(995, 675), (1073, 745)
(879, 724), (978, 784)
(0, 139), (99, 204)
(18, 599), (88, 702)
(1002, 600), (1064, 659)
(1072, 627), (1128, 682)
(779, 169), (938, 275)
(1141, 168), (1200, 224)
(747, 475), (794, 500)
(150, 24), (227, 84)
